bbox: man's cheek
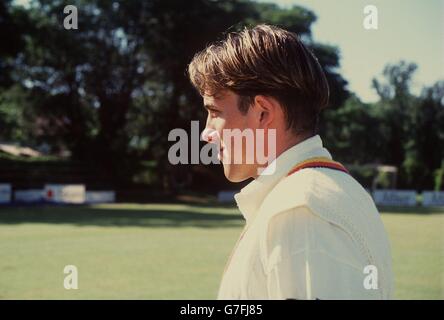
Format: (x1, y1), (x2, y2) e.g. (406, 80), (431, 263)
(213, 117), (227, 131)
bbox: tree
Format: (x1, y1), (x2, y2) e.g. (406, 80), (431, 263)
(322, 93), (387, 164)
(7, 0), (350, 190)
(0, 0), (28, 88)
(404, 80), (444, 190)
(369, 62), (443, 189)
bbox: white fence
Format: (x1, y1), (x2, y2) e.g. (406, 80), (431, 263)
(44, 184), (86, 204)
(422, 191), (444, 207)
(0, 183), (116, 204)
(0, 184), (11, 203)
(1, 183), (443, 207)
(85, 191), (116, 204)
(372, 190), (417, 207)
(14, 189), (44, 203)
(216, 188), (444, 207)
(217, 191), (238, 203)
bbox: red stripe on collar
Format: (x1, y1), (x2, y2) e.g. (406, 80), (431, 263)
(287, 157), (349, 177)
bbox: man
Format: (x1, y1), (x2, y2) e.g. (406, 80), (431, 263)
(187, 24), (393, 299)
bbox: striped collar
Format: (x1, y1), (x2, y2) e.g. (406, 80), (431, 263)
(287, 157), (349, 176)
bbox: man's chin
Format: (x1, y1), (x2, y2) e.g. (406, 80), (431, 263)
(222, 164), (253, 182)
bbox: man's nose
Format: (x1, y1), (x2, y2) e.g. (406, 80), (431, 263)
(201, 128), (220, 144)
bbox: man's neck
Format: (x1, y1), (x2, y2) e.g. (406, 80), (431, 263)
(277, 131), (314, 160)
(253, 131), (315, 179)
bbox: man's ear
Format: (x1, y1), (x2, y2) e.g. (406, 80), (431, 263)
(253, 95), (277, 128)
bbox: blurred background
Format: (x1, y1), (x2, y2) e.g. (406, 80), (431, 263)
(0, 0), (443, 299)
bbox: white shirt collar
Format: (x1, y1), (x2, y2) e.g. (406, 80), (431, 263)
(234, 134), (332, 224)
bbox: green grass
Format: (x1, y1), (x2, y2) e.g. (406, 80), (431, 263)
(0, 203), (442, 299)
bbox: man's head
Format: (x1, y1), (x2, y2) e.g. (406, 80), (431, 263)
(188, 24), (329, 182)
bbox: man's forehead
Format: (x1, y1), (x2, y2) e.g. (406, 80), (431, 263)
(203, 95), (215, 105)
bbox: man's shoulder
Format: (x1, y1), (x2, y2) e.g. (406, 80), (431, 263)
(256, 167), (393, 299)
(260, 167), (373, 217)
(255, 166), (383, 250)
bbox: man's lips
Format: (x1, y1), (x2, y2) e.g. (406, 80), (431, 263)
(218, 145), (225, 161)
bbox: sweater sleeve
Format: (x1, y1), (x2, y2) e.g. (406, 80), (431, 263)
(264, 206), (382, 300)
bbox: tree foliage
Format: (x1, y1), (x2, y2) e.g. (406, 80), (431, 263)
(0, 0), (441, 191)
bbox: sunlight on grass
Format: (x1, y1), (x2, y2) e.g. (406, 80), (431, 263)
(0, 204), (442, 299)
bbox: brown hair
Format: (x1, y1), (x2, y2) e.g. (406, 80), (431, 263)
(187, 24), (330, 134)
